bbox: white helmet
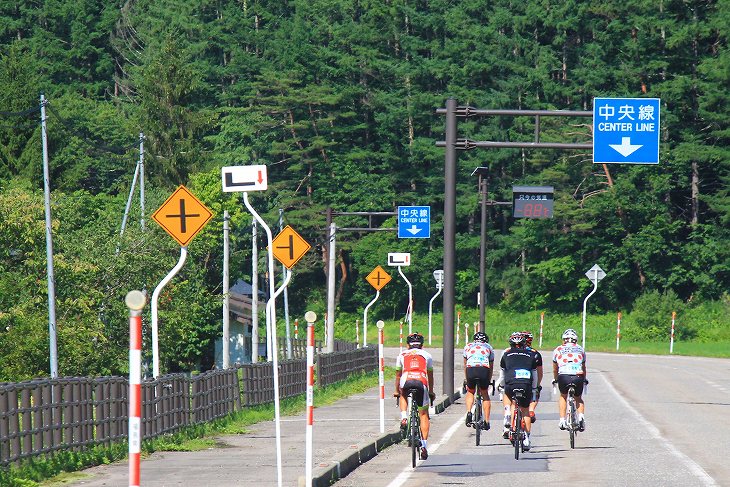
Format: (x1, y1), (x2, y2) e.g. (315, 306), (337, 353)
(562, 328), (578, 343)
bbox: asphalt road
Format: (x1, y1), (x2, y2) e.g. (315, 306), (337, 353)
(334, 349), (729, 487)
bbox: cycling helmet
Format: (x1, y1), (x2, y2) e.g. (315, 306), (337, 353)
(521, 331), (534, 346)
(562, 328), (578, 343)
(407, 332), (425, 348)
(508, 332), (526, 346)
(473, 331), (489, 343)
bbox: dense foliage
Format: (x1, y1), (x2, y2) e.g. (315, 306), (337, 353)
(1, 0), (728, 380)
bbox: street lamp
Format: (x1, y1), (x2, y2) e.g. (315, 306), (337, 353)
(471, 166), (489, 333)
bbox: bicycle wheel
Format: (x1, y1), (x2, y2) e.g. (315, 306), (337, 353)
(568, 397), (576, 449)
(411, 403), (419, 467)
(514, 408), (522, 460)
(474, 392), (482, 446)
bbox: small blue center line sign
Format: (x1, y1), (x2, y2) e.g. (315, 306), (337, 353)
(398, 206), (430, 239)
(593, 97), (660, 165)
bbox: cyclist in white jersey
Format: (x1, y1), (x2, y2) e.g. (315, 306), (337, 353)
(462, 332), (494, 430)
(552, 328), (587, 431)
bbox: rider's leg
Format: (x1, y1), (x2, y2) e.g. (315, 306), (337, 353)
(576, 395), (585, 414)
(521, 406), (531, 434)
(482, 393), (491, 426)
(464, 390), (474, 416)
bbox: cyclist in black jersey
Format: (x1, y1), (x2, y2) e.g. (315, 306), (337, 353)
(521, 331), (543, 423)
(499, 332), (539, 451)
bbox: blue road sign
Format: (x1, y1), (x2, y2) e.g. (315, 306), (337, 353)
(593, 97), (660, 164)
(398, 206), (430, 238)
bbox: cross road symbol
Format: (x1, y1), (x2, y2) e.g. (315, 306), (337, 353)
(271, 225), (311, 269)
(366, 265), (391, 291)
(151, 186), (213, 247)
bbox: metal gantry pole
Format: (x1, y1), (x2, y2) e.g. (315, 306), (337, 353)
(222, 211), (230, 369)
(442, 98), (457, 397)
(478, 173), (487, 333)
(40, 94), (58, 379)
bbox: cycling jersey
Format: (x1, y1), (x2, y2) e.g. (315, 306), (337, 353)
(552, 344), (586, 376)
(499, 347), (538, 386)
(463, 341), (495, 367)
(396, 348), (433, 387)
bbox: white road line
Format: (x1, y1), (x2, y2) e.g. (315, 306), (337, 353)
(599, 372), (718, 486)
(385, 413), (464, 487)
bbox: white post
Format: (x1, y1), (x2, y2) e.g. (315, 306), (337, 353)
(428, 286), (442, 345)
(581, 275), (599, 350)
(670, 311), (676, 354)
(355, 319), (360, 348)
(266, 269), (292, 487)
(125, 291), (146, 487)
(222, 211), (230, 369)
(151, 247), (188, 378)
(456, 311), (461, 345)
(279, 209), (292, 359)
(243, 193), (276, 361)
(363, 290), (380, 347)
(616, 312), (622, 351)
(539, 312), (544, 348)
(376, 320), (385, 433)
(40, 93), (58, 379)
(138, 133), (145, 230)
(326, 223), (336, 353)
(399, 321), (403, 353)
(397, 266), (413, 334)
(251, 220), (259, 363)
(304, 311), (317, 487)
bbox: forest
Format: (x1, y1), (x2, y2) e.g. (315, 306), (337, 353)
(0, 0), (728, 381)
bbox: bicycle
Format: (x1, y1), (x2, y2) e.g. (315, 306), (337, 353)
(508, 388), (528, 460)
(553, 379), (587, 449)
(469, 379), (495, 446)
(396, 388), (424, 468)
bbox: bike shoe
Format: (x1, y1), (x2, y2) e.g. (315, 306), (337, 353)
(559, 419), (567, 430)
(579, 418), (585, 432)
(502, 429), (509, 440)
(483, 421), (490, 431)
(420, 447), (428, 460)
(529, 411), (536, 423)
(465, 411), (472, 426)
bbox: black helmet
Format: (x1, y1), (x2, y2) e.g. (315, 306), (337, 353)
(407, 332), (424, 348)
(473, 332), (489, 343)
(521, 331), (534, 345)
(509, 332), (526, 346)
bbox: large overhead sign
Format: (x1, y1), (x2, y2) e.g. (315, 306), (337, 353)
(221, 165), (268, 192)
(593, 97), (660, 164)
(152, 186), (213, 246)
(512, 186), (554, 219)
(397, 206), (430, 238)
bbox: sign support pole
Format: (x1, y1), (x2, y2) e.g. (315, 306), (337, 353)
(326, 222), (336, 352)
(222, 211), (230, 369)
(581, 270), (599, 350)
(428, 286), (442, 345)
(151, 247), (188, 378)
(363, 290), (380, 347)
(397, 266), (413, 334)
(251, 220), (259, 363)
(279, 209), (292, 359)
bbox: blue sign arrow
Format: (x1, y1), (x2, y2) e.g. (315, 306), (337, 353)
(398, 206), (430, 239)
(593, 97), (660, 164)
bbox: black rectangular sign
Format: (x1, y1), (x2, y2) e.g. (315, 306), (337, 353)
(512, 186), (554, 219)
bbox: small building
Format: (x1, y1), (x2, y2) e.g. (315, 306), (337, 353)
(214, 279), (266, 366)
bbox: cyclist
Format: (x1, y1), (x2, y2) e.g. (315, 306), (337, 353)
(499, 332), (539, 450)
(522, 331), (543, 423)
(463, 331), (494, 430)
(552, 328), (587, 431)
(395, 332), (436, 460)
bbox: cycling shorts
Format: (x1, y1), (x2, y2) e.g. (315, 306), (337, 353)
(465, 367), (491, 396)
(557, 374), (585, 396)
(400, 378), (430, 409)
(505, 382), (531, 408)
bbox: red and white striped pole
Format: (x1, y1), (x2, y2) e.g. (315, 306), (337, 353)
(456, 311), (461, 345)
(670, 311), (676, 354)
(376, 320), (386, 433)
(304, 311), (317, 487)
(323, 313), (328, 345)
(399, 321), (403, 352)
(355, 319), (360, 348)
(539, 312), (544, 348)
(125, 291), (146, 487)
(616, 312), (622, 351)
(294, 318), (299, 340)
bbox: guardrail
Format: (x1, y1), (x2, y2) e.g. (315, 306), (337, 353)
(0, 345), (376, 466)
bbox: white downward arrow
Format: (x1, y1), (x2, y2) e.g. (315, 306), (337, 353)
(407, 225), (422, 235)
(609, 137), (642, 157)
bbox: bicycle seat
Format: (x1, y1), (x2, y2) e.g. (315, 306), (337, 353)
(513, 388), (527, 398)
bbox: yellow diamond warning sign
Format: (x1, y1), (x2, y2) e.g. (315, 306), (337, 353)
(271, 225), (311, 269)
(366, 265), (391, 291)
(151, 186), (213, 247)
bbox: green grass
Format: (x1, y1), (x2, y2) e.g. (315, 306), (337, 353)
(4, 369), (393, 487)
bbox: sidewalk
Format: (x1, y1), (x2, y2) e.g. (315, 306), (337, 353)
(66, 347), (459, 487)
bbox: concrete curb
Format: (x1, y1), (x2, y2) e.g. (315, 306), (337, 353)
(299, 391), (461, 487)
